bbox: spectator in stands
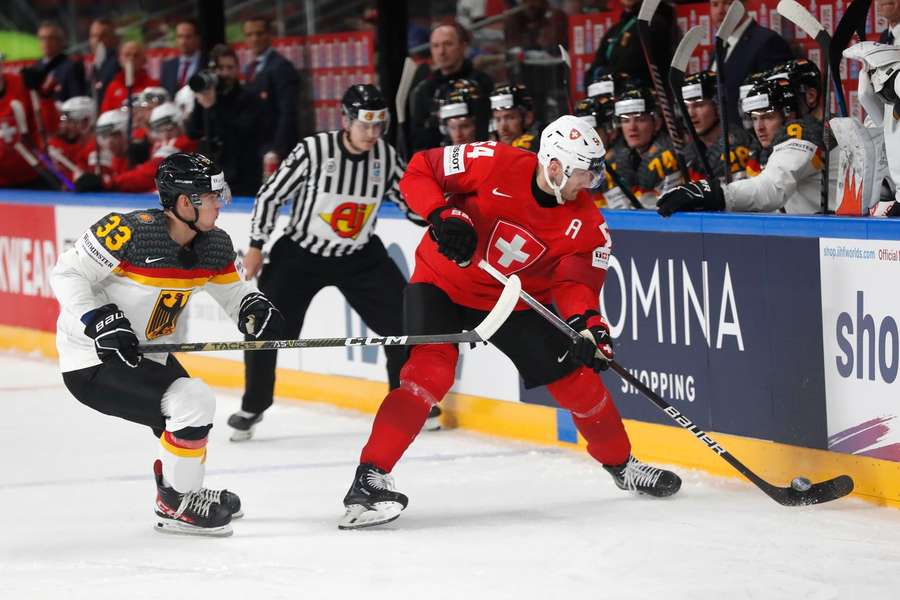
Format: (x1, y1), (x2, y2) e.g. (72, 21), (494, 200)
(242, 17), (300, 174)
(0, 65), (41, 188)
(128, 86), (170, 165)
(160, 19), (206, 98)
(88, 19), (120, 108)
(877, 0), (900, 43)
(409, 22), (493, 152)
(709, 0), (793, 125)
(588, 0), (679, 88)
(101, 41), (161, 113)
(21, 21), (87, 103)
(186, 44), (263, 196)
(503, 0), (568, 56)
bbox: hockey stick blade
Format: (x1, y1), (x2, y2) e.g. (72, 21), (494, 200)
(777, 0), (826, 40)
(138, 274), (520, 354)
(716, 0), (745, 41)
(671, 25), (705, 73)
(478, 260), (855, 507)
(395, 57), (417, 124)
(637, 0), (661, 23)
(670, 26), (714, 179)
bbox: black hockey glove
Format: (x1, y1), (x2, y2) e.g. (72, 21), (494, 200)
(238, 292), (285, 340)
(656, 179), (725, 217)
(82, 304), (142, 368)
(428, 206), (477, 267)
(74, 173), (105, 193)
(565, 310), (614, 372)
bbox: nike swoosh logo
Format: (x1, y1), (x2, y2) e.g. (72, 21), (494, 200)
(492, 187), (513, 198)
(145, 256), (166, 264)
(557, 351), (569, 363)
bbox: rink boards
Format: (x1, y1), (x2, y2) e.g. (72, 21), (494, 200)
(2, 190), (900, 507)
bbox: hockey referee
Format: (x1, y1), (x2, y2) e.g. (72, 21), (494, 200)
(228, 84), (436, 441)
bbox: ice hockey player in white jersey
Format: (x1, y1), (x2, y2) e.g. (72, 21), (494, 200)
(51, 152), (284, 536)
(657, 78), (825, 215)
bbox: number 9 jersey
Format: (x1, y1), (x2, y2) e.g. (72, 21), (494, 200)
(51, 209), (258, 372)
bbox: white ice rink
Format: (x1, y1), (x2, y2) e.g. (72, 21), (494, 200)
(2, 352), (900, 599)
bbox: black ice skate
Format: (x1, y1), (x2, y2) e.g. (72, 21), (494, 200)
(198, 486), (243, 519)
(603, 455), (682, 498)
(422, 405), (442, 432)
(154, 462), (233, 536)
(338, 463), (408, 530)
(227, 410), (263, 442)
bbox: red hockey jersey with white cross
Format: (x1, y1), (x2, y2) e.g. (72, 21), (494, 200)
(400, 141), (611, 317)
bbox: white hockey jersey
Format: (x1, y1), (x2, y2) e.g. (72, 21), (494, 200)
(51, 209), (257, 372)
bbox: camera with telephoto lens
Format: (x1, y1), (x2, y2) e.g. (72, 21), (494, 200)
(188, 70), (218, 93)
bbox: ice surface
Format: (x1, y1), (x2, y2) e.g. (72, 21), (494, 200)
(2, 353), (899, 599)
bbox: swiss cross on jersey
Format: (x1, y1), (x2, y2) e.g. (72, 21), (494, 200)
(485, 219), (547, 276)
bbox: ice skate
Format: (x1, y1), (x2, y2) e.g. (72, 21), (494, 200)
(604, 455), (682, 498)
(154, 462), (232, 536)
(198, 486), (243, 519)
(422, 405), (442, 432)
(227, 410), (262, 442)
(339, 464), (408, 530)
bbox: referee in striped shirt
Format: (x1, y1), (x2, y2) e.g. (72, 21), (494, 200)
(228, 84), (434, 441)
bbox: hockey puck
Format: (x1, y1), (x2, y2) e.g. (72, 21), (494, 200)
(791, 477), (812, 492)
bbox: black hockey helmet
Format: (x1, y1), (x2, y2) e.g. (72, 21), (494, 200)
(156, 152), (229, 210)
(574, 94), (616, 131)
(767, 58), (821, 94)
(341, 83), (390, 130)
(586, 72), (630, 99)
(614, 85), (656, 118)
(681, 70), (717, 103)
(741, 78), (799, 119)
(438, 85), (483, 122)
(490, 83), (534, 113)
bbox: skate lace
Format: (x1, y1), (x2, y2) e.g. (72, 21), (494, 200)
(365, 470), (396, 491)
(622, 457), (662, 491)
(198, 487), (223, 504)
(174, 490), (214, 519)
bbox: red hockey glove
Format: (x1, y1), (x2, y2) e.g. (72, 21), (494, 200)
(565, 310), (613, 372)
(428, 206), (477, 267)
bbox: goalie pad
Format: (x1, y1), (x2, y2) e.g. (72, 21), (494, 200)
(830, 117), (890, 215)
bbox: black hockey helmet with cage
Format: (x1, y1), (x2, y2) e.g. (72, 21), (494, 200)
(614, 85), (657, 117)
(341, 83), (389, 124)
(741, 78), (799, 119)
(490, 83), (534, 113)
(156, 152), (228, 209)
(681, 70), (717, 103)
(574, 94), (616, 131)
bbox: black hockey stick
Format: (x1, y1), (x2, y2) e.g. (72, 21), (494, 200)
(830, 0), (872, 117)
(669, 25), (714, 180)
(636, 0), (690, 181)
(559, 44), (643, 210)
(478, 259), (855, 506)
(138, 274), (521, 354)
(777, 0), (833, 214)
(714, 1), (744, 185)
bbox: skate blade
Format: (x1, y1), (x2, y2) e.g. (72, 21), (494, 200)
(338, 502), (404, 530)
(229, 428), (255, 442)
(154, 516), (233, 537)
(231, 509), (244, 519)
(422, 415), (442, 432)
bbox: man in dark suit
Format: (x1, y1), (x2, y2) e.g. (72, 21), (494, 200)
(160, 19), (206, 98)
(709, 0), (793, 125)
(877, 0), (900, 43)
(21, 21), (87, 102)
(241, 17), (300, 171)
(88, 19), (120, 109)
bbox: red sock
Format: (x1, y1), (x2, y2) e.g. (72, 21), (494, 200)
(360, 386), (431, 472)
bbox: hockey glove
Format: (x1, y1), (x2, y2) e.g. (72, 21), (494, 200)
(74, 173), (105, 193)
(82, 304), (142, 368)
(656, 179), (725, 217)
(566, 310), (614, 372)
(428, 206), (477, 267)
(238, 292), (285, 340)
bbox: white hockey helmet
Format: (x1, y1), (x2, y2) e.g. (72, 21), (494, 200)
(149, 102), (182, 131)
(537, 115), (606, 204)
(137, 86), (171, 108)
(60, 96), (96, 123)
(95, 108), (128, 136)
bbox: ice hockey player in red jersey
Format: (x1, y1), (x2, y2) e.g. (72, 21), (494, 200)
(47, 96), (96, 181)
(0, 69), (42, 188)
(338, 115), (682, 530)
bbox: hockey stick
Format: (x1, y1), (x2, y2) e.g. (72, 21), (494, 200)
(47, 145), (84, 179)
(830, 0), (872, 117)
(138, 274), (521, 354)
(124, 59), (134, 167)
(714, 1), (744, 185)
(477, 259), (855, 506)
(10, 99), (75, 190)
(669, 25), (714, 180)
(636, 0), (690, 181)
(559, 44), (643, 210)
(394, 56), (417, 160)
(776, 0), (832, 214)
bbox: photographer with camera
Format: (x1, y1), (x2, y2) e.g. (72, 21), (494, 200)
(185, 44), (263, 196)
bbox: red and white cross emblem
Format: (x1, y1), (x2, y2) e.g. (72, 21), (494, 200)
(486, 219), (546, 276)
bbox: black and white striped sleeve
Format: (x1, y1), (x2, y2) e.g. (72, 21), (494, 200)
(385, 145), (427, 227)
(249, 140), (311, 247)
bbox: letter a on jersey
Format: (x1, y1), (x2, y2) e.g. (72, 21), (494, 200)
(486, 219), (547, 276)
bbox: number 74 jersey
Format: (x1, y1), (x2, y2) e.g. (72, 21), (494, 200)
(399, 141), (612, 314)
